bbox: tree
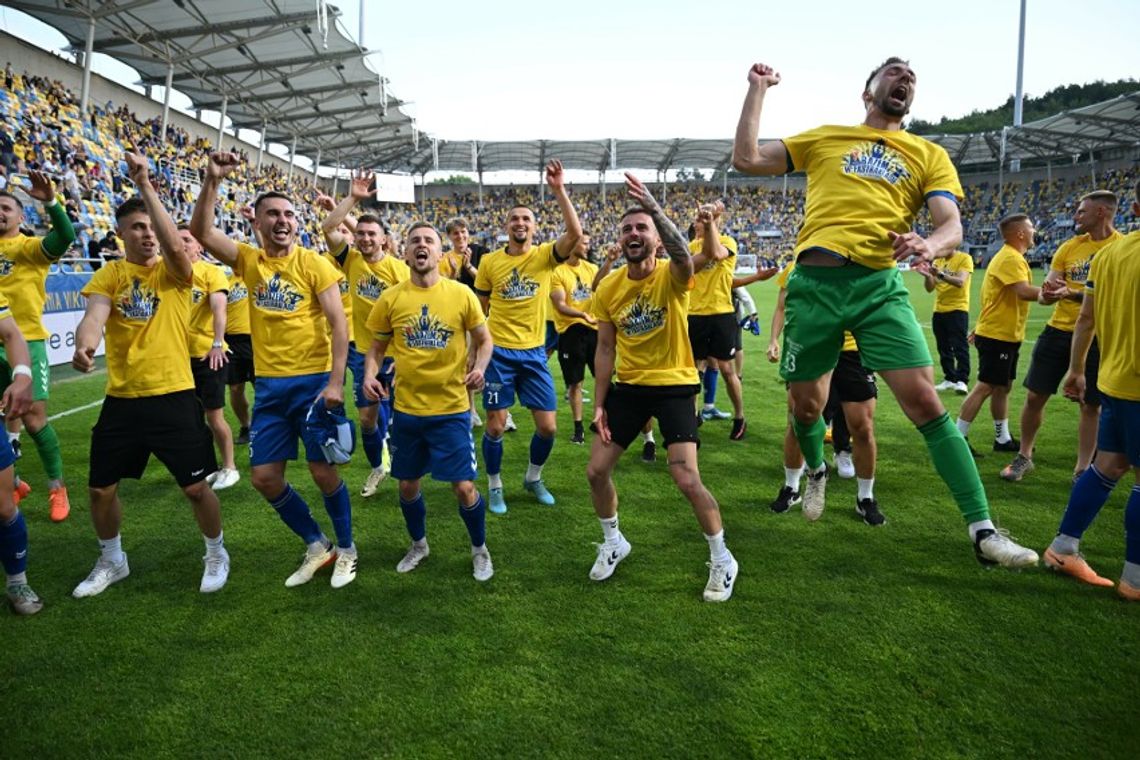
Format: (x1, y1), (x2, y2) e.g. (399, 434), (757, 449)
(429, 174), (476, 185)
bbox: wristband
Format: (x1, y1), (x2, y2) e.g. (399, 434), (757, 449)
(45, 197), (58, 207)
(12, 364), (32, 379)
(212, 340), (225, 349)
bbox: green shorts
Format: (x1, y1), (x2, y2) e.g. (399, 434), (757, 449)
(782, 263), (931, 382)
(1, 340), (51, 401)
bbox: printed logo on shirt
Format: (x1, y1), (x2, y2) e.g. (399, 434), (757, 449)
(402, 304), (454, 350)
(615, 293), (666, 337)
(355, 273), (389, 302)
(0, 256), (14, 276)
(117, 278), (160, 321)
(253, 273), (304, 312)
(570, 278), (592, 302)
(227, 281), (248, 304)
(497, 268), (540, 301)
(842, 141), (911, 185)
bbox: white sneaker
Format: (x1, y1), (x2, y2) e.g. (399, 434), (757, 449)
(504, 412), (518, 432)
(953, 381), (969, 395)
(934, 380), (955, 392)
(331, 547), (358, 588)
(284, 541), (334, 587)
(205, 470), (219, 485)
(472, 546), (494, 581)
(200, 549), (230, 593)
(396, 540), (430, 573)
(73, 554), (130, 598)
(802, 463), (828, 522)
(835, 450), (855, 479)
(589, 536), (631, 581)
(361, 466), (387, 497)
(703, 551), (739, 602)
(212, 468), (240, 491)
(974, 528), (1039, 569)
(470, 410), (483, 429)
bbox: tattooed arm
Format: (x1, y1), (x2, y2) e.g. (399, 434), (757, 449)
(624, 172), (692, 283)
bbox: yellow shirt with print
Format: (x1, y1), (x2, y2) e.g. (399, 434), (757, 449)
(188, 261), (229, 359)
(323, 250), (355, 344)
(365, 278), (485, 416)
(0, 291), (11, 321)
(592, 262), (698, 387)
(342, 247), (409, 350)
(223, 265), (251, 336)
(1087, 231), (1140, 401)
(0, 233), (53, 340)
(975, 245), (1032, 343)
(932, 251), (974, 313)
(550, 260), (599, 333)
(783, 125), (964, 270)
(81, 258), (194, 398)
(474, 241), (562, 349)
(235, 242), (343, 377)
(1046, 230), (1123, 332)
(688, 234), (737, 315)
(777, 261), (857, 352)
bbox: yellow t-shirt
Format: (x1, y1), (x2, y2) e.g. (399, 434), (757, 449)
(1046, 230), (1123, 332)
(343, 248), (409, 349)
(783, 125), (964, 270)
(474, 241), (562, 349)
(975, 245), (1032, 343)
(592, 262), (699, 386)
(0, 292), (11, 321)
(223, 265), (251, 336)
(188, 261), (229, 359)
(440, 251), (463, 280)
(235, 242), (344, 377)
(0, 233), (52, 340)
(323, 251), (355, 344)
(688, 235), (738, 315)
(550, 260), (599, 333)
(932, 252), (974, 313)
(776, 261), (857, 352)
(81, 258), (194, 398)
(365, 278), (486, 415)
(1087, 231), (1140, 401)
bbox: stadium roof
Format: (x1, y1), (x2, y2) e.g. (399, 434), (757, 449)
(9, 0), (418, 164)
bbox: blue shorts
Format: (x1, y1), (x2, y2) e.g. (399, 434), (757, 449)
(544, 321), (559, 353)
(483, 346), (557, 412)
(389, 411), (477, 482)
(0, 435), (15, 471)
(1097, 393), (1140, 467)
(250, 372), (331, 466)
(346, 343), (394, 409)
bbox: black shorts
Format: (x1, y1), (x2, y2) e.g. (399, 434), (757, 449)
(1024, 325), (1101, 406)
(89, 390), (217, 488)
(191, 357), (226, 411)
(687, 313), (737, 362)
(830, 350), (878, 403)
(975, 335), (1021, 387)
(604, 383), (701, 450)
(557, 324), (597, 386)
(225, 333), (255, 385)
(734, 322), (743, 353)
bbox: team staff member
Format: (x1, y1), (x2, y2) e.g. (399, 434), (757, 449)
(914, 250), (973, 393)
(441, 217), (489, 428)
(0, 170), (76, 521)
(192, 152), (355, 590)
(550, 233), (599, 445)
(363, 223), (495, 581)
(72, 152), (228, 598)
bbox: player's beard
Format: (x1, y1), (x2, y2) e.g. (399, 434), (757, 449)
(876, 91), (910, 118)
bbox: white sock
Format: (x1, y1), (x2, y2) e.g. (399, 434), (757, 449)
(204, 531), (225, 556)
(968, 519), (996, 541)
(705, 529), (730, 563)
(599, 515), (621, 544)
(994, 419), (1011, 443)
(471, 543), (486, 555)
(703, 402), (715, 410)
(488, 473), (503, 490)
(338, 542), (357, 556)
(6, 571), (27, 586)
(956, 417), (971, 436)
(99, 535), (125, 565)
(1050, 533), (1080, 555)
(857, 478), (875, 501)
(784, 466), (804, 490)
(642, 430), (655, 443)
(525, 463), (544, 482)
(6, 430), (18, 444)
(307, 536), (331, 554)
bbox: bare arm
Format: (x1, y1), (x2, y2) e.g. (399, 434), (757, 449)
(592, 321), (617, 444)
(1062, 290), (1096, 403)
(768, 286), (787, 363)
(592, 245), (621, 290)
(0, 316), (32, 419)
(732, 63), (788, 176)
(691, 206), (728, 270)
(624, 173), (692, 283)
(1011, 281), (1042, 302)
(190, 153), (242, 266)
(126, 152), (190, 282)
(477, 294), (491, 317)
(362, 336), (391, 401)
(206, 291), (228, 370)
(73, 295), (111, 373)
(546, 160), (582, 259)
(732, 267), (778, 287)
(550, 290), (597, 324)
(321, 170), (372, 252)
(316, 284), (348, 405)
(890, 195), (963, 263)
(465, 323), (494, 390)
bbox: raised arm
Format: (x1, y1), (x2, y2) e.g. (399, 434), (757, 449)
(321, 170), (372, 253)
(25, 170), (76, 258)
(592, 244), (622, 290)
(547, 160), (582, 260)
(690, 202), (729, 270)
(190, 152), (242, 266)
(732, 63), (788, 176)
(126, 152), (191, 282)
(625, 172), (692, 282)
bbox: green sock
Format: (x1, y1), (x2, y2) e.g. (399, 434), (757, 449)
(791, 416), (826, 470)
(918, 412), (990, 524)
(29, 423), (64, 481)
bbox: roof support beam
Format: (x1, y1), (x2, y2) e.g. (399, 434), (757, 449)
(197, 80), (377, 109)
(92, 10), (332, 48)
(166, 49), (361, 83)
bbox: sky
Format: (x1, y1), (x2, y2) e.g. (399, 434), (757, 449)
(2, 0), (1138, 180)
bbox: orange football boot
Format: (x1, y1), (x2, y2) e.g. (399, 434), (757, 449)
(1043, 547), (1114, 588)
(49, 485), (70, 522)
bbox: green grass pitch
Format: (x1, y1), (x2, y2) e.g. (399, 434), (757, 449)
(5, 270), (1137, 758)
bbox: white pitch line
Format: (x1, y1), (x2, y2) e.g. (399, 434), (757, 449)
(47, 398), (103, 421)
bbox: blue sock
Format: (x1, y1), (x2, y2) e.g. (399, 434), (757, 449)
(482, 433), (503, 477)
(1058, 465), (1117, 539)
(1125, 485), (1140, 566)
(529, 432), (554, 467)
(361, 424), (383, 469)
(459, 493), (486, 547)
(269, 484), (324, 545)
(0, 510), (28, 576)
(703, 368), (719, 405)
(322, 481), (353, 549)
(400, 492), (427, 542)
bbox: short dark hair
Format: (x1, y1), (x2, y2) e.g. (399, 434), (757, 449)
(253, 191), (292, 212)
(356, 213), (383, 228)
(620, 207), (653, 223)
(998, 213), (1030, 235)
(406, 221), (440, 239)
(1080, 190), (1118, 210)
(114, 196), (148, 222)
(445, 217), (469, 234)
(864, 57), (910, 92)
(176, 222), (192, 232)
(0, 190), (20, 206)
